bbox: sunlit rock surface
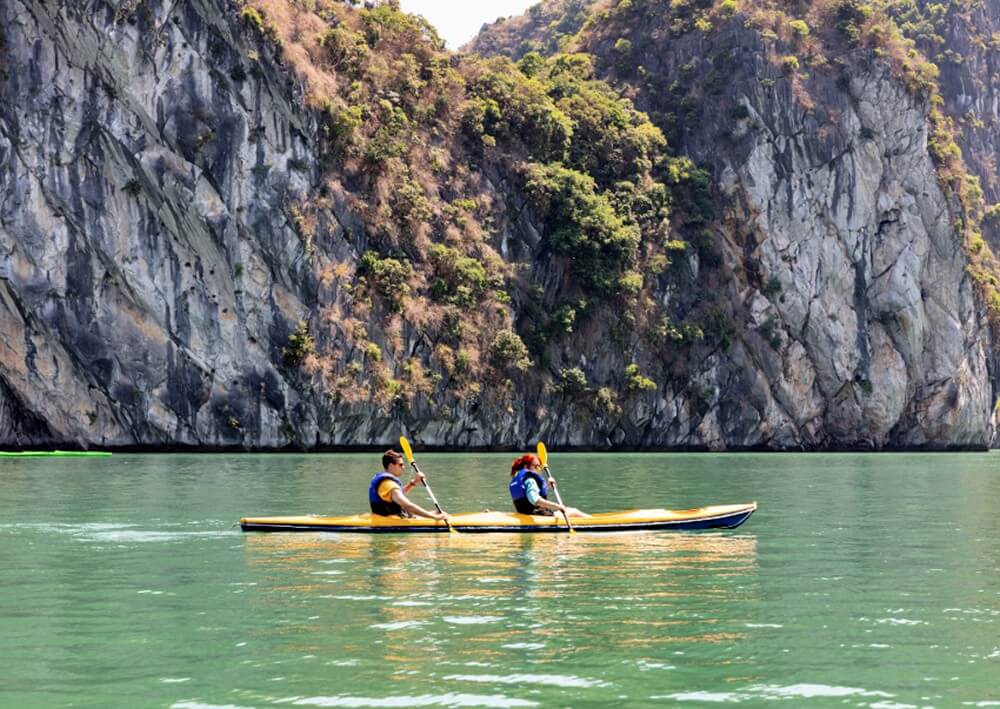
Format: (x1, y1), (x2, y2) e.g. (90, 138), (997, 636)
(0, 0), (997, 450)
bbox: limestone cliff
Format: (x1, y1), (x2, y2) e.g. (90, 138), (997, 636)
(0, 0), (997, 450)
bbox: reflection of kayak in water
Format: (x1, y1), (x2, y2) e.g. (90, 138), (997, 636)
(240, 503), (757, 534)
(0, 450), (112, 457)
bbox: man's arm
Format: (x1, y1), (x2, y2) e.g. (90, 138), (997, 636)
(400, 472), (424, 495)
(390, 488), (447, 521)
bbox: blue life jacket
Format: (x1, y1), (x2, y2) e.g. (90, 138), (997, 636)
(369, 472), (404, 516)
(509, 468), (549, 514)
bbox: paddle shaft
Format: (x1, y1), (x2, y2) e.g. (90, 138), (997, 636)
(543, 464), (574, 532)
(407, 461), (443, 513)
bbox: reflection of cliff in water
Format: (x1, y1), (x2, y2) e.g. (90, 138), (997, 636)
(242, 532), (759, 664)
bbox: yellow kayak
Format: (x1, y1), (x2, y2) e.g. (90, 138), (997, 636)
(240, 502), (756, 534)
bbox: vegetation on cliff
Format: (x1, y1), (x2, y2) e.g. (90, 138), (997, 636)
(468, 0), (597, 59)
(236, 0), (712, 420)
(474, 0), (1000, 327)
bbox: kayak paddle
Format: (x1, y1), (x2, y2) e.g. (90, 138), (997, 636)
(399, 436), (456, 534)
(536, 441), (575, 535)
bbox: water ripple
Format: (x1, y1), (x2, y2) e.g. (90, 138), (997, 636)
(442, 673), (610, 689)
(274, 693), (538, 707)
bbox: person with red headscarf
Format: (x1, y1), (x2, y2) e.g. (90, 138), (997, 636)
(508, 453), (588, 517)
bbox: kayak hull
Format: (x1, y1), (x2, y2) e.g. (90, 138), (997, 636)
(240, 502), (756, 534)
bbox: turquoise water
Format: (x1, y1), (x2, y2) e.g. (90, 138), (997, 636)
(1, 452), (998, 707)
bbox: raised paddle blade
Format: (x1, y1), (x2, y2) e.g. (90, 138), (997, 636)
(399, 436), (415, 464)
(536, 441), (574, 535)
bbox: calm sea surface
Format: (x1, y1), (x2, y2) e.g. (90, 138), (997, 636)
(1, 452), (999, 707)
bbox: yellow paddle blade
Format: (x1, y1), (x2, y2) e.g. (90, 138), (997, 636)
(399, 436), (415, 464)
(536, 441), (548, 467)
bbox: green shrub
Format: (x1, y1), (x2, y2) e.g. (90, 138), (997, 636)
(393, 178), (433, 227)
(556, 367), (589, 396)
(427, 243), (490, 306)
(928, 117), (961, 168)
(282, 320), (316, 367)
(240, 7), (279, 45)
(522, 163), (640, 295)
(488, 330), (533, 372)
(665, 157), (715, 226)
(360, 2), (444, 51)
(319, 26), (370, 77)
(619, 270), (643, 295)
(625, 363), (657, 391)
(593, 387), (622, 416)
(364, 101), (409, 166)
(781, 55), (800, 74)
(718, 0), (739, 16)
(831, 0), (874, 45)
(455, 349), (472, 374)
(788, 19), (810, 38)
(463, 57), (573, 162)
(517, 51), (545, 77)
(323, 103), (363, 150)
(527, 54), (667, 187)
(553, 303), (578, 333)
(364, 342), (382, 362)
(653, 316), (704, 343)
(613, 38), (633, 56)
(364, 130), (406, 164)
(358, 251), (413, 313)
(442, 308), (464, 342)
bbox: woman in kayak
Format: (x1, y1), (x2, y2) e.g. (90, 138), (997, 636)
(509, 454), (588, 517)
(370, 449), (450, 522)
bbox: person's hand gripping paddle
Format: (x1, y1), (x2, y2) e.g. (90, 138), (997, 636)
(399, 436), (456, 534)
(536, 442), (575, 535)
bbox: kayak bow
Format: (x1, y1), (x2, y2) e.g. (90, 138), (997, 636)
(240, 502), (756, 534)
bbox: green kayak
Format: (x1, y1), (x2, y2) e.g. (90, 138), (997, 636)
(0, 450), (112, 457)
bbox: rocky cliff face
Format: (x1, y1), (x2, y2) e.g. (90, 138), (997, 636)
(581, 5), (1000, 449)
(918, 0), (1000, 245)
(1, 0), (321, 448)
(0, 0), (997, 450)
(671, 36), (992, 447)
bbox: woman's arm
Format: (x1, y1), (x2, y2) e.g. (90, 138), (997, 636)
(526, 478), (588, 517)
(525, 478), (565, 513)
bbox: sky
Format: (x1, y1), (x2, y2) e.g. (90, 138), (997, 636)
(399, 0), (538, 49)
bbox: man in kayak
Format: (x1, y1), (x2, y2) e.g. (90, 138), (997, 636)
(509, 454), (588, 517)
(369, 449), (450, 522)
